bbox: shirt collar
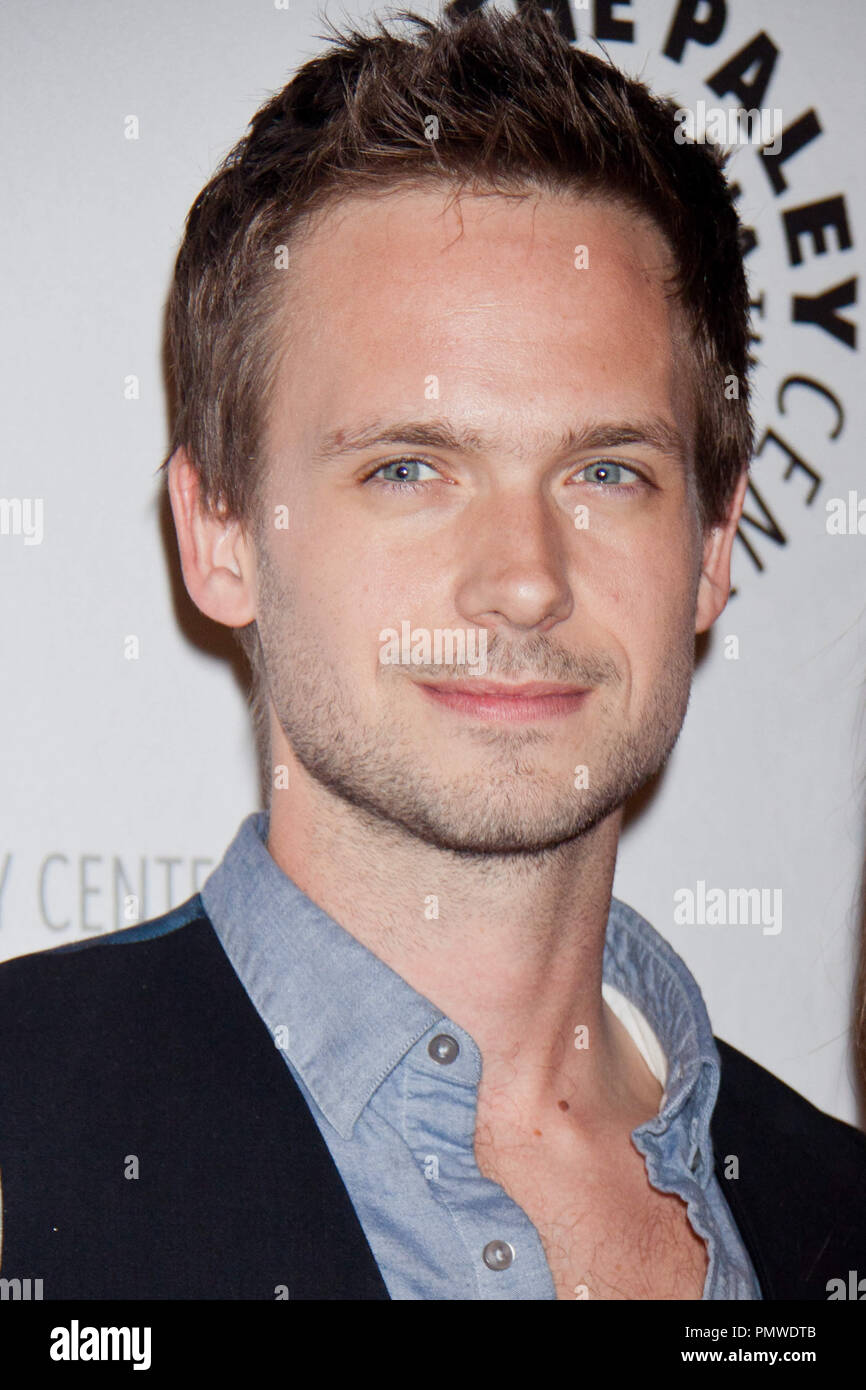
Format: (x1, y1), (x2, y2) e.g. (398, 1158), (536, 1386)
(603, 897), (721, 1182)
(201, 812), (720, 1171)
(201, 812), (443, 1137)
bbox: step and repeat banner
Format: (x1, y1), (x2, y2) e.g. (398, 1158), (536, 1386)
(2, 0), (864, 1125)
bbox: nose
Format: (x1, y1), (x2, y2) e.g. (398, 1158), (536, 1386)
(453, 486), (573, 636)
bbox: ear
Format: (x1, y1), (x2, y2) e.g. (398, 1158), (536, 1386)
(695, 468), (749, 635)
(167, 447), (257, 628)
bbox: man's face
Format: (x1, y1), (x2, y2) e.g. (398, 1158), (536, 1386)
(254, 186), (707, 855)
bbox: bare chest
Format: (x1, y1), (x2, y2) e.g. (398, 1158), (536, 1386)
(474, 1130), (709, 1301)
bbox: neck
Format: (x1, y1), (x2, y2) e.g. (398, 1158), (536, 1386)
(266, 756), (653, 1127)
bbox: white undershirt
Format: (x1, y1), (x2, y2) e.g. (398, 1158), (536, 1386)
(602, 982), (668, 1088)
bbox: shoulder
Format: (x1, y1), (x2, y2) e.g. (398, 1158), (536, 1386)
(0, 891), (209, 970)
(0, 890), (268, 1145)
(713, 1035), (866, 1167)
(0, 894), (218, 1037)
(712, 1036), (866, 1298)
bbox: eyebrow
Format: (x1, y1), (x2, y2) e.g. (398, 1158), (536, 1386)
(310, 416), (689, 470)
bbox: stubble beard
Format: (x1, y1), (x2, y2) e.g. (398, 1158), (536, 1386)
(254, 543), (696, 861)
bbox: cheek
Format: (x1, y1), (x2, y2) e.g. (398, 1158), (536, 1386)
(270, 531), (429, 682)
(289, 475), (435, 598)
(585, 532), (697, 667)
(306, 543), (451, 650)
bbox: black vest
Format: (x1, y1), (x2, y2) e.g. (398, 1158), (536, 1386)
(1, 900), (864, 1299)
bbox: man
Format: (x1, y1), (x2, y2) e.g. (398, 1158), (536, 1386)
(1, 4), (864, 1301)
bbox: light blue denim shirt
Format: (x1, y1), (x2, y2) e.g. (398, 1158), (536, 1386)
(200, 811), (761, 1300)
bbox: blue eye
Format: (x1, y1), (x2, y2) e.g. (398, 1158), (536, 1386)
(367, 458), (439, 490)
(578, 460), (640, 488)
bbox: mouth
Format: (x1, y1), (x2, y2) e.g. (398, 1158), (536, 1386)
(412, 678), (592, 723)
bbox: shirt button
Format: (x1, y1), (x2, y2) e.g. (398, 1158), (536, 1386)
(483, 1240), (515, 1271)
(428, 1033), (460, 1065)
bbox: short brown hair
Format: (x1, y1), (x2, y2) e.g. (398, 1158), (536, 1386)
(162, 2), (753, 784)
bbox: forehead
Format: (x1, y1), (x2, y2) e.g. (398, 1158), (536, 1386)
(266, 184), (692, 465)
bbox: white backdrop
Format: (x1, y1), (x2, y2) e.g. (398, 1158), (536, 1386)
(2, 0), (864, 1127)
